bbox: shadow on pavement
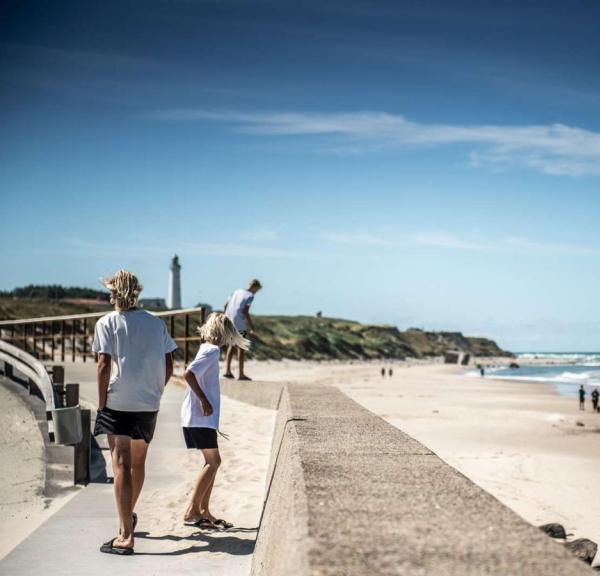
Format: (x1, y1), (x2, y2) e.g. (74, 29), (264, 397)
(134, 530), (256, 556)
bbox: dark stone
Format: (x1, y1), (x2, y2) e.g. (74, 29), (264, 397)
(565, 538), (598, 565)
(539, 523), (567, 539)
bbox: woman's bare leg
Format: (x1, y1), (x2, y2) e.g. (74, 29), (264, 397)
(130, 439), (149, 511)
(108, 435), (134, 548)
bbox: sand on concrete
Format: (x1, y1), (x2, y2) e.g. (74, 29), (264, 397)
(240, 359), (600, 561)
(0, 379), (81, 560)
(130, 379), (275, 560)
(0, 366), (275, 572)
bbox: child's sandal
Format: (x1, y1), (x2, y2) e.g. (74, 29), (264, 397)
(194, 517), (218, 530)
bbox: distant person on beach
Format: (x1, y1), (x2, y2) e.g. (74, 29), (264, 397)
(579, 385), (586, 410)
(381, 367), (385, 377)
(181, 313), (250, 529)
(591, 387), (599, 412)
(93, 270), (177, 555)
(223, 279), (262, 380)
(480, 367), (485, 377)
(388, 368), (393, 377)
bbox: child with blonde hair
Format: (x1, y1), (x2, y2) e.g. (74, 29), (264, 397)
(182, 312), (249, 529)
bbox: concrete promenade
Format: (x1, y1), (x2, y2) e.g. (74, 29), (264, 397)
(0, 363), (265, 576)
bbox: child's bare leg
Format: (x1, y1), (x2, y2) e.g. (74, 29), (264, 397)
(199, 469), (217, 520)
(184, 448), (221, 521)
(224, 346), (235, 377)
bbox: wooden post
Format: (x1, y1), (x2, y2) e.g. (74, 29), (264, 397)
(71, 319), (76, 362)
(184, 313), (190, 365)
(51, 321), (56, 361)
(61, 320), (66, 362)
(201, 306), (206, 325)
(53, 384), (65, 407)
(82, 318), (88, 363)
(65, 383), (79, 407)
(32, 322), (37, 358)
(170, 315), (175, 337)
(74, 409), (91, 485)
(4, 362), (13, 379)
(23, 323), (28, 354)
(50, 365), (65, 385)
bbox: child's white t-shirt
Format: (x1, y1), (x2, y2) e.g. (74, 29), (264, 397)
(181, 343), (221, 429)
(92, 309), (178, 412)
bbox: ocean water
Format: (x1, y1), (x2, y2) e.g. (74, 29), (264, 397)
(475, 353), (600, 398)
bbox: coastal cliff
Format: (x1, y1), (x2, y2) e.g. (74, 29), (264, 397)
(0, 299), (512, 361)
(250, 315), (512, 360)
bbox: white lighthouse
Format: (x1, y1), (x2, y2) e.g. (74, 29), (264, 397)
(168, 255), (182, 309)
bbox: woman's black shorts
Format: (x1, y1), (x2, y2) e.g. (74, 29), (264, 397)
(94, 407), (158, 443)
(182, 427), (218, 449)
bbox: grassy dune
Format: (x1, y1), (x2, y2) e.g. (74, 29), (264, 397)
(0, 299), (511, 361)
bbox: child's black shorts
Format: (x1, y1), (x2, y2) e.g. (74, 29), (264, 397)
(94, 407), (158, 443)
(182, 427), (218, 449)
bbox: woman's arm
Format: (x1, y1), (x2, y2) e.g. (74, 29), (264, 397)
(183, 370), (213, 416)
(165, 353), (173, 384)
(97, 353), (112, 410)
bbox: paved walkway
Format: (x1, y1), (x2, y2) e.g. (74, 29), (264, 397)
(0, 363), (270, 576)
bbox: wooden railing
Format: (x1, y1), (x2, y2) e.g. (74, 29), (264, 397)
(0, 306), (207, 365)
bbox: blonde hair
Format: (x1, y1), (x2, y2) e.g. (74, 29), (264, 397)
(102, 270), (143, 311)
(198, 312), (250, 350)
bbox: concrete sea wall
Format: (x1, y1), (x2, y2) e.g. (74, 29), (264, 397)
(222, 380), (590, 575)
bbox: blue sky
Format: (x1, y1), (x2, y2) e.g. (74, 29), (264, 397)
(2, 0), (600, 351)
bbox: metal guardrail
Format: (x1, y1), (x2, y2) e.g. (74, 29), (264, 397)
(0, 339), (90, 483)
(0, 306), (207, 365)
(0, 340), (56, 410)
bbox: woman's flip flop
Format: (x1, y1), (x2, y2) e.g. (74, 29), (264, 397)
(100, 538), (134, 556)
(214, 519), (233, 530)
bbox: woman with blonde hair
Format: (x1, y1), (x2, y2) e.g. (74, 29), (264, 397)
(181, 312), (249, 529)
(93, 270), (178, 555)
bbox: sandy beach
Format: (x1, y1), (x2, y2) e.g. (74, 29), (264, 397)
(2, 357), (599, 568)
(241, 358), (600, 562)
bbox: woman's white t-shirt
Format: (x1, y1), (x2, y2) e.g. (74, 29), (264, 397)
(92, 309), (178, 412)
(181, 343), (220, 429)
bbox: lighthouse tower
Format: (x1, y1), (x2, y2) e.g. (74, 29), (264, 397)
(168, 255), (182, 309)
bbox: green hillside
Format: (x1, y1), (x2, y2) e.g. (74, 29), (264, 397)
(250, 315), (511, 360)
(0, 298), (512, 360)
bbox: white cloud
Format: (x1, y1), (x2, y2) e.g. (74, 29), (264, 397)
(321, 231), (396, 247)
(320, 230), (600, 256)
(241, 229), (279, 242)
(69, 237), (319, 260)
(153, 109), (600, 176)
(410, 232), (493, 251)
(503, 237), (600, 256)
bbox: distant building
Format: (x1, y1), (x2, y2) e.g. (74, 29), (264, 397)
(168, 255), (182, 309)
(139, 298), (167, 310)
(196, 303), (213, 315)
